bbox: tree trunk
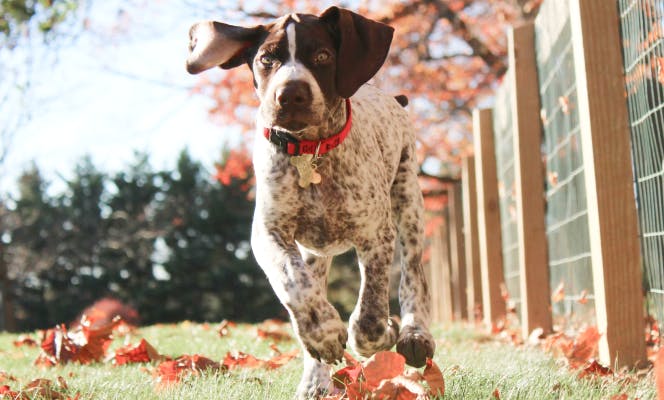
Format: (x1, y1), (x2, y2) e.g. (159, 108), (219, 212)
(0, 243), (17, 332)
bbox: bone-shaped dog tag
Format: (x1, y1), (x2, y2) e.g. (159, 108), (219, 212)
(290, 154), (322, 188)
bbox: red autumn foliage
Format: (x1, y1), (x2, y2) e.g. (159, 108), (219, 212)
(113, 339), (163, 366)
(256, 328), (292, 342)
(326, 351), (444, 400)
(577, 359), (612, 379)
(35, 316), (121, 366)
(74, 297), (139, 329)
(213, 148), (254, 188)
(220, 347), (299, 371)
(12, 335), (38, 348)
(1, 378), (77, 400)
(154, 354), (221, 386)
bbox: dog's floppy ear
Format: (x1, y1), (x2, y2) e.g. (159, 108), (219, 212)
(186, 21), (264, 74)
(320, 7), (394, 98)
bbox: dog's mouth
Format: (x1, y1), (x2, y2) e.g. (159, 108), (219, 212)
(264, 107), (316, 133)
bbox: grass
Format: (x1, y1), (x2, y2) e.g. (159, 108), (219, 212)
(0, 321), (656, 399)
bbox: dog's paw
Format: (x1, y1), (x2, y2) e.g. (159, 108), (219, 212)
(396, 325), (435, 368)
(301, 318), (347, 364)
(348, 315), (400, 357)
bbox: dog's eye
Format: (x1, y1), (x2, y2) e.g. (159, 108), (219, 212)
(259, 54), (275, 67)
(313, 50), (332, 65)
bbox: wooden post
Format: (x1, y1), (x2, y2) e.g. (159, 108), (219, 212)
(430, 211), (454, 322)
(448, 182), (468, 320)
(507, 23), (553, 339)
(463, 156), (482, 321)
(473, 109), (506, 326)
(569, 0), (646, 368)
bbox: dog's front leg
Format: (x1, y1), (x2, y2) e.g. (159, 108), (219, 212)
(348, 224), (400, 358)
(251, 222), (347, 367)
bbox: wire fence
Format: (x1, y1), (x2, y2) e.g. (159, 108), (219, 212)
(619, 0), (664, 328)
(534, 2), (595, 325)
(493, 80), (521, 316)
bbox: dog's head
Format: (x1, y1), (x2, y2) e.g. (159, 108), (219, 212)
(186, 7), (393, 134)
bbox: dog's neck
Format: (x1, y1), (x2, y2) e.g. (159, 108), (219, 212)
(298, 98), (347, 142)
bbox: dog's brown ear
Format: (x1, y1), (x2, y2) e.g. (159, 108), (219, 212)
(320, 7), (394, 98)
(186, 21), (264, 74)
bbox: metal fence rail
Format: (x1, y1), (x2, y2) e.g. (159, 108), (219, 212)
(619, 0), (664, 327)
(535, 3), (595, 324)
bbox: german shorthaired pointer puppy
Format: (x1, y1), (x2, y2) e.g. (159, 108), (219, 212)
(186, 7), (434, 398)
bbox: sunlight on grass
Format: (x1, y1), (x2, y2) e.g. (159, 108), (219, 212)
(0, 322), (656, 399)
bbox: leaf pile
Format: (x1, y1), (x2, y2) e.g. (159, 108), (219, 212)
(35, 316), (122, 366)
(323, 351), (444, 400)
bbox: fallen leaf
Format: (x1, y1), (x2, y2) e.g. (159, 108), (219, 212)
(362, 351), (406, 389)
(578, 359), (612, 379)
(13, 335), (38, 348)
(493, 387), (501, 399)
(114, 339), (162, 365)
(373, 375), (425, 400)
(222, 351), (265, 370)
(423, 358), (445, 397)
(154, 354), (220, 386)
(265, 348), (299, 370)
(551, 282), (565, 303)
(332, 364), (363, 389)
(566, 327), (601, 369)
(256, 328), (291, 342)
(609, 394), (628, 400)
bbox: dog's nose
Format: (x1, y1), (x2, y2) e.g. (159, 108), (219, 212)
(276, 81), (312, 109)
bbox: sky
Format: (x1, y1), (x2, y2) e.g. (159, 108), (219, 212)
(0, 0), (249, 195)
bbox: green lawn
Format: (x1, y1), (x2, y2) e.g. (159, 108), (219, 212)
(0, 322), (656, 399)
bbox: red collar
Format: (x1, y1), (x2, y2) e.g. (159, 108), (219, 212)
(263, 99), (352, 156)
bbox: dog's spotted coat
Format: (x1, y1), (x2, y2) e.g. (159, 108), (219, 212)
(187, 7), (435, 399)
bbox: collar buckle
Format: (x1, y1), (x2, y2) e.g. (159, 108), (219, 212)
(267, 129), (300, 155)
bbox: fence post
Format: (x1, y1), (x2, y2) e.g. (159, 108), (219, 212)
(448, 182), (468, 320)
(462, 156), (482, 321)
(507, 23), (553, 339)
(473, 109), (506, 326)
(429, 210), (454, 322)
(569, 0), (646, 367)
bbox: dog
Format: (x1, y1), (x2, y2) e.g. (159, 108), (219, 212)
(186, 7), (434, 398)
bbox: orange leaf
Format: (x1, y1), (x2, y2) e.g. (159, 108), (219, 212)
(578, 359), (612, 379)
(154, 355), (220, 386)
(114, 339), (162, 365)
(332, 365), (363, 389)
(256, 328), (292, 342)
(222, 351), (266, 370)
(13, 335), (38, 348)
(265, 348), (299, 370)
(551, 282), (565, 303)
(566, 327), (601, 369)
(654, 346), (664, 399)
(373, 376), (425, 400)
(362, 351), (406, 389)
(493, 388), (501, 399)
(423, 358), (445, 397)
